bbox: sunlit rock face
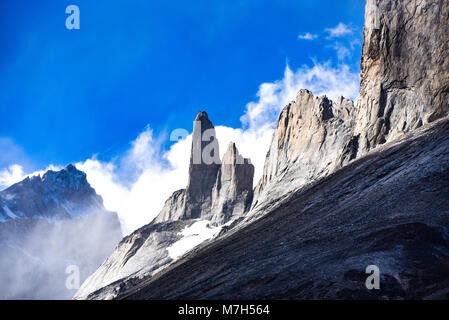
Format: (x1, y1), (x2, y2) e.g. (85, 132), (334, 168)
(354, 0), (449, 155)
(0, 165), (122, 299)
(252, 90), (355, 213)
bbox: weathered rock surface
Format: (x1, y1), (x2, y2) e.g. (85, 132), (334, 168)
(252, 90), (354, 213)
(211, 142), (254, 224)
(0, 165), (122, 299)
(354, 0), (449, 155)
(117, 117), (449, 300)
(73, 220), (192, 300)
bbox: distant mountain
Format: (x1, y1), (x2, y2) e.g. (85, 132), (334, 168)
(0, 164), (108, 221)
(0, 165), (122, 299)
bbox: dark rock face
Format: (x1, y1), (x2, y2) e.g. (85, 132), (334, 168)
(107, 0), (449, 300)
(117, 118), (449, 300)
(0, 165), (122, 299)
(354, 0), (449, 155)
(0, 164), (105, 220)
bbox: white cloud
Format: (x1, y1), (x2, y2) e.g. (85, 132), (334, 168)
(298, 32), (317, 40)
(0, 164), (62, 191)
(325, 22), (353, 38)
(334, 42), (352, 60)
(0, 165), (25, 190)
(241, 62), (359, 131)
(1, 59), (360, 236)
(76, 127), (191, 234)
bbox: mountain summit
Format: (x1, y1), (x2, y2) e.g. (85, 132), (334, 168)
(0, 164), (107, 221)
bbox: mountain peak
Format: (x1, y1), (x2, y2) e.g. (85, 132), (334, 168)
(0, 165), (107, 220)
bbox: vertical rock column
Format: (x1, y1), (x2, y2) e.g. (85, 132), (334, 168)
(184, 111), (221, 219)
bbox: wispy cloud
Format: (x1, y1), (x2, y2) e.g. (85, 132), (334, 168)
(325, 22), (353, 38)
(298, 32), (318, 40)
(0, 164), (61, 190)
(333, 42), (352, 60)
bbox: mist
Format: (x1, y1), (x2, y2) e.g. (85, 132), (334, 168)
(0, 209), (122, 299)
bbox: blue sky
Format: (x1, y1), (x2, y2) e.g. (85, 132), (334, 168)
(0, 0), (364, 171)
(0, 1), (365, 231)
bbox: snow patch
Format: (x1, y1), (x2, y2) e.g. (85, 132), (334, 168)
(167, 220), (222, 260)
(2, 205), (18, 219)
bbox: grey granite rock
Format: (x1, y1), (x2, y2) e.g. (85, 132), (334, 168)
(252, 90), (355, 213)
(211, 142), (254, 224)
(354, 0), (449, 155)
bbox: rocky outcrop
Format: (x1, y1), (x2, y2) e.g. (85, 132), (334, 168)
(0, 165), (122, 299)
(252, 0), (449, 213)
(252, 90), (354, 212)
(155, 111), (254, 224)
(354, 0), (449, 155)
(211, 142), (254, 224)
(75, 112), (254, 299)
(183, 111), (221, 220)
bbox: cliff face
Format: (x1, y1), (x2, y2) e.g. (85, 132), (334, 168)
(252, 90), (354, 212)
(75, 112), (254, 299)
(354, 0), (449, 155)
(211, 142), (254, 224)
(252, 0), (449, 213)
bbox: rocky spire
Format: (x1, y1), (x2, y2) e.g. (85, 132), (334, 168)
(184, 111), (221, 219)
(154, 112), (254, 224)
(211, 142), (254, 224)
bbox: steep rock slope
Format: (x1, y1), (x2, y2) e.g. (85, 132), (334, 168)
(118, 117), (449, 300)
(74, 112), (254, 299)
(252, 90), (354, 212)
(0, 165), (122, 299)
